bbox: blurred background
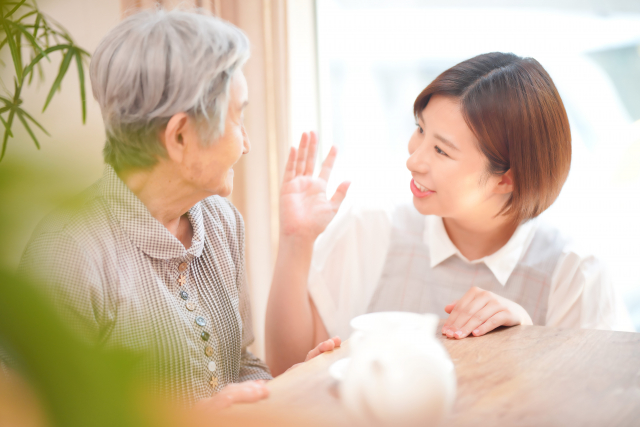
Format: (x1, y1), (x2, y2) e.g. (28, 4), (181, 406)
(1, 0), (639, 378)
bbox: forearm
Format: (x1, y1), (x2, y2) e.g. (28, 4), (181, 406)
(265, 236), (318, 376)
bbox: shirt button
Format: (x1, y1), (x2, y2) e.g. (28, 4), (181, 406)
(186, 302), (196, 311)
(201, 331), (210, 341)
(205, 346), (214, 357)
(177, 274), (186, 286)
(208, 360), (216, 371)
(195, 316), (206, 327)
(180, 291), (189, 300)
(210, 376), (218, 388)
(178, 262), (188, 272)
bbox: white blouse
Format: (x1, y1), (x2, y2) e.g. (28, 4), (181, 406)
(308, 205), (635, 339)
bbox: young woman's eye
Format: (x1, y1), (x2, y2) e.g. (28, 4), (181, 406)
(415, 123), (424, 134)
(435, 145), (449, 157)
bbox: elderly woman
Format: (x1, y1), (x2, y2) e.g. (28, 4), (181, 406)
(18, 9), (337, 407)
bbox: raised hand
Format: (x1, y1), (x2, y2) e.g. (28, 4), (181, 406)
(279, 132), (350, 242)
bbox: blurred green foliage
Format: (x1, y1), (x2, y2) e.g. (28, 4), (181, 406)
(0, 267), (154, 427)
(0, 0), (90, 160)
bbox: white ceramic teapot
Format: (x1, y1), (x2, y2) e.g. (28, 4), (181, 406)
(340, 312), (456, 427)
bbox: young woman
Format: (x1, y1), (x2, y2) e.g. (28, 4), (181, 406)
(265, 52), (635, 376)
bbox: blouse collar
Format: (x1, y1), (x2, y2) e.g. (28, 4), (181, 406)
(424, 215), (538, 286)
(100, 165), (206, 260)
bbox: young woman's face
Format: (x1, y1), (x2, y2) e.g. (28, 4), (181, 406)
(407, 94), (504, 219)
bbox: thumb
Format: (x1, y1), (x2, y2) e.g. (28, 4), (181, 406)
(444, 300), (458, 314)
(330, 181), (351, 211)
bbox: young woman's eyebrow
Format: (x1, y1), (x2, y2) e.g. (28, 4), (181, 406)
(434, 133), (459, 151)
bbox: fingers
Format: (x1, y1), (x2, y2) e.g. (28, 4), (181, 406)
(330, 181), (351, 211)
(201, 381), (269, 412)
(442, 287), (479, 334)
(318, 146), (338, 182)
(444, 291), (492, 339)
(331, 336), (342, 348)
(444, 300), (458, 314)
(453, 301), (502, 339)
(472, 311), (509, 337)
(282, 146), (297, 183)
(304, 336), (341, 362)
(295, 133), (309, 176)
(304, 131), (318, 176)
(220, 381), (270, 405)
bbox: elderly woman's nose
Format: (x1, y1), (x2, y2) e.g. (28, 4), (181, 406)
(242, 126), (251, 154)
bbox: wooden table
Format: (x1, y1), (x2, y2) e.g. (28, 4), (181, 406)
(227, 321), (640, 426)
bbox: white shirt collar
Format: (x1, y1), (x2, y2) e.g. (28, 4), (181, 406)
(424, 216), (538, 286)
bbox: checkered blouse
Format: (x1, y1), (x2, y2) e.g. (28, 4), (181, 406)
(18, 165), (272, 403)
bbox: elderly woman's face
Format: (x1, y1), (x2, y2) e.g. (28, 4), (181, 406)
(181, 71), (250, 197)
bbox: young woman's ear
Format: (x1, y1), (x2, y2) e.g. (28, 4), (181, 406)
(494, 169), (514, 194)
(162, 113), (190, 162)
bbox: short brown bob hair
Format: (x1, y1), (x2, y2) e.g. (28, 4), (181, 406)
(414, 52), (571, 224)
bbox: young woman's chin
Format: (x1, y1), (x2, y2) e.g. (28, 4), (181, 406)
(412, 197), (439, 216)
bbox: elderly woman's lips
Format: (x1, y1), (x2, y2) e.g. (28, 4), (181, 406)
(410, 179), (435, 198)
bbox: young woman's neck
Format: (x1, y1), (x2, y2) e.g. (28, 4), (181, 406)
(442, 213), (519, 262)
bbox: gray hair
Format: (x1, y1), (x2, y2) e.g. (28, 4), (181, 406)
(90, 9), (250, 171)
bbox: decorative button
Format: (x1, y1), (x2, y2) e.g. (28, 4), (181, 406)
(195, 316), (206, 327)
(205, 346), (214, 357)
(208, 361), (216, 371)
(180, 291), (189, 300)
(178, 262), (188, 272)
(177, 275), (186, 286)
(210, 377), (218, 388)
(186, 302), (196, 311)
(201, 331), (210, 341)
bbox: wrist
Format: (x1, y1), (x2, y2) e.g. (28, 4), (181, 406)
(278, 232), (317, 249)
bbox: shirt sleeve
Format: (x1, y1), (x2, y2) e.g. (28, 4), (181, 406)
(237, 265), (272, 381)
(230, 202), (272, 382)
(308, 207), (393, 340)
(17, 231), (105, 341)
(546, 249), (635, 332)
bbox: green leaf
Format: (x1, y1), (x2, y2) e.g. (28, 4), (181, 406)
(22, 44), (71, 82)
(16, 110), (40, 149)
(42, 47), (74, 112)
(75, 50), (86, 123)
(18, 107), (49, 136)
(31, 12), (40, 40)
(28, 53), (35, 84)
(2, 18), (23, 82)
(9, 20), (46, 62)
(4, 0), (27, 20)
(0, 109), (16, 161)
(0, 115), (14, 136)
(0, 96), (15, 106)
(15, 9), (37, 25)
(14, 27), (23, 77)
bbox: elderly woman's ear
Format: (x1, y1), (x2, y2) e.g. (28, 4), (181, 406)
(160, 112), (196, 164)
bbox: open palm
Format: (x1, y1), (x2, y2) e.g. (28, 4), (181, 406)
(280, 132), (350, 241)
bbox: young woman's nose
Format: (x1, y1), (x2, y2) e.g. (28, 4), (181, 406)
(406, 140), (430, 174)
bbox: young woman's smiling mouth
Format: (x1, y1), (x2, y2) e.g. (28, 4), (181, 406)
(410, 179), (435, 198)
